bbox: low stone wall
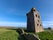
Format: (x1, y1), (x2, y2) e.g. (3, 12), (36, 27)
(21, 33), (40, 40)
(16, 28), (40, 40)
(16, 28), (24, 35)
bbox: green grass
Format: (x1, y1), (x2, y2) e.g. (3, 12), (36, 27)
(0, 28), (25, 40)
(0, 28), (19, 40)
(26, 30), (53, 40)
(37, 30), (53, 40)
(0, 28), (53, 40)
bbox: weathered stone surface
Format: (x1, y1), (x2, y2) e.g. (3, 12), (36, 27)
(26, 8), (44, 33)
(21, 33), (40, 40)
(16, 28), (40, 40)
(16, 28), (24, 35)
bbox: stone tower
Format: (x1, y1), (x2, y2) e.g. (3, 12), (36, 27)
(26, 8), (44, 33)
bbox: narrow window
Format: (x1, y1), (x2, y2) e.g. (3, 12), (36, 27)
(36, 14), (37, 17)
(37, 24), (39, 26)
(33, 9), (35, 11)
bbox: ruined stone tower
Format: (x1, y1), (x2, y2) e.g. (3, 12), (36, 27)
(26, 8), (44, 33)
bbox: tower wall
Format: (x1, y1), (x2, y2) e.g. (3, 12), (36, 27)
(27, 12), (35, 32)
(27, 8), (44, 33)
(34, 11), (44, 33)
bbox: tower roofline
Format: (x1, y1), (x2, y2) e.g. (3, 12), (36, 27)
(26, 7), (39, 16)
(31, 7), (36, 12)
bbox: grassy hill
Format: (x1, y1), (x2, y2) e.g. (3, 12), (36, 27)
(0, 27), (53, 40)
(0, 28), (19, 40)
(37, 30), (53, 40)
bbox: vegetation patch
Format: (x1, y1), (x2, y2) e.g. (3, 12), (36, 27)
(0, 29), (19, 40)
(37, 31), (53, 40)
(0, 28), (53, 40)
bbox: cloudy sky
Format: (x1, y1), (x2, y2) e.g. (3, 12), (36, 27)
(0, 0), (53, 28)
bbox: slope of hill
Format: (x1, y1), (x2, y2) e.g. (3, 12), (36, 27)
(0, 28), (53, 40)
(0, 28), (19, 40)
(37, 30), (53, 40)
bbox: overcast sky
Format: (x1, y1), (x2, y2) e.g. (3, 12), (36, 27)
(0, 0), (53, 28)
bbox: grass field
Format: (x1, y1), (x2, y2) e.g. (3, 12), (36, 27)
(37, 30), (53, 40)
(0, 28), (53, 40)
(0, 28), (19, 40)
